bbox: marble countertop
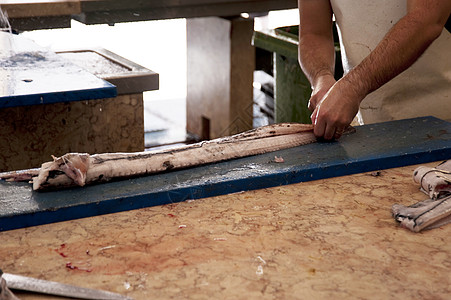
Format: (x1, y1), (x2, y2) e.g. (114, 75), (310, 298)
(0, 161), (449, 299)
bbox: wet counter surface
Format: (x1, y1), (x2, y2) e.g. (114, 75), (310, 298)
(0, 161), (450, 299)
(0, 32), (116, 108)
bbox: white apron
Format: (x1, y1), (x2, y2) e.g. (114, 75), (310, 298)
(330, 0), (451, 123)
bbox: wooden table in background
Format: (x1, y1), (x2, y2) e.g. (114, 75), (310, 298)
(0, 162), (449, 299)
(1, 0), (80, 30)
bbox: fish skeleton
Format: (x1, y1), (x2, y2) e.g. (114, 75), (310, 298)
(2, 123), (340, 191)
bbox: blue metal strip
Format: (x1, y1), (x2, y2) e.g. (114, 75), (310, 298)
(0, 85), (117, 108)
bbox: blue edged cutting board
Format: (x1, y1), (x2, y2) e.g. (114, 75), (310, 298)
(1, 116), (450, 231)
(0, 32), (116, 108)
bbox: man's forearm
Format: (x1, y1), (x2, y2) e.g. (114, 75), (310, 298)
(341, 4), (449, 101)
(298, 33), (336, 87)
(298, 0), (336, 88)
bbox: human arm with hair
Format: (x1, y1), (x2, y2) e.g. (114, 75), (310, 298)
(298, 0), (337, 116)
(310, 0), (451, 140)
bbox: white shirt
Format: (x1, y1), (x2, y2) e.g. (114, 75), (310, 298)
(330, 0), (451, 123)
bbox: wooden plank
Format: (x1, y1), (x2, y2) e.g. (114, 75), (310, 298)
(78, 0), (297, 12)
(0, 117), (450, 232)
(2, 1), (297, 29)
(2, 0), (297, 26)
(1, 0), (80, 30)
(75, 0), (297, 24)
(9, 16), (72, 31)
(0, 0), (81, 18)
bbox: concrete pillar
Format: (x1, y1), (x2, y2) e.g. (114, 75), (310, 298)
(187, 16), (255, 140)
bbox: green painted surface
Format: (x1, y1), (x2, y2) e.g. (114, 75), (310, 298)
(253, 25), (342, 123)
(274, 53), (312, 123)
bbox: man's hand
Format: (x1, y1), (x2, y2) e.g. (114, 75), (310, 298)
(311, 78), (362, 140)
(308, 0), (451, 140)
(307, 73), (336, 112)
(298, 0), (336, 111)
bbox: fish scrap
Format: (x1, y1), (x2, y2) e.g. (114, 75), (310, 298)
(392, 160), (451, 232)
(2, 123), (353, 191)
(413, 160), (451, 199)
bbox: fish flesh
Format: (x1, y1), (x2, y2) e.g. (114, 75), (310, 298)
(2, 123), (348, 191)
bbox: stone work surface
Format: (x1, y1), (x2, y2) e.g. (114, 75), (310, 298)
(0, 162), (449, 299)
(0, 94), (144, 172)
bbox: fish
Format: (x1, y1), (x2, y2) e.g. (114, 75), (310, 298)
(413, 160), (451, 199)
(391, 195), (451, 232)
(0, 168), (39, 182)
(1, 123), (352, 191)
(392, 159), (451, 232)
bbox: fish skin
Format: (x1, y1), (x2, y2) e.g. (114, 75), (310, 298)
(392, 195), (451, 232)
(0, 123), (354, 191)
(33, 123), (319, 191)
(0, 168), (39, 182)
(413, 160), (451, 199)
(392, 160), (451, 232)
(1, 123), (357, 191)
